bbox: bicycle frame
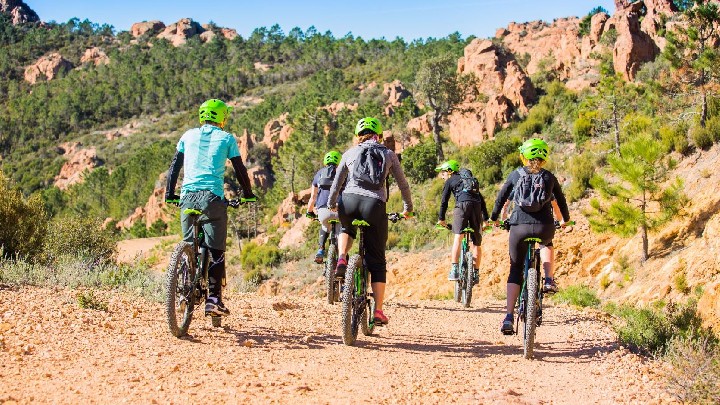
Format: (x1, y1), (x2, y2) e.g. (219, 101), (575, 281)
(186, 210), (210, 303)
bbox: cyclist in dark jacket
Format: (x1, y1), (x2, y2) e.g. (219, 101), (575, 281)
(307, 151), (342, 263)
(490, 138), (570, 334)
(436, 160), (489, 285)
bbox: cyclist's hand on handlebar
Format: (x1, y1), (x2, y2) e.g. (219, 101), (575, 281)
(305, 210), (318, 220)
(165, 194), (180, 206)
(402, 211), (414, 220)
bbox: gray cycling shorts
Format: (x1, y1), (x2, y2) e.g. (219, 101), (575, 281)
(317, 207), (341, 236)
(180, 190), (228, 251)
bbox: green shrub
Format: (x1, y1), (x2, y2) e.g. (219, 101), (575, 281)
(566, 152), (597, 202)
(240, 241), (282, 269)
(42, 215), (117, 265)
(691, 125), (714, 150)
(76, 290), (108, 311)
(707, 115), (720, 143)
(401, 140), (438, 183)
(573, 114), (595, 144)
(663, 335), (720, 403)
(466, 135), (521, 185)
(553, 285), (600, 308)
(659, 124), (691, 155)
(0, 171), (48, 260)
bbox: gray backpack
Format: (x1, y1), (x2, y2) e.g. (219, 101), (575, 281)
(316, 165), (336, 189)
(352, 143), (387, 191)
(512, 168), (550, 212)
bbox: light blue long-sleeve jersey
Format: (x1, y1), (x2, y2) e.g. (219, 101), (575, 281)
(177, 124), (240, 198)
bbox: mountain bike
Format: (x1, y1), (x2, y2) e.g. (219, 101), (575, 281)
(341, 212), (408, 346)
(165, 198), (253, 337)
(307, 212), (341, 305)
(498, 220), (574, 359)
(436, 223), (489, 308)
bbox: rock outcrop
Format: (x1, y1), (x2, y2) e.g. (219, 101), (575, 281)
(448, 39), (536, 145)
(609, 1), (660, 80)
(272, 189), (312, 226)
(54, 143), (102, 190)
(383, 80), (412, 116)
(248, 166), (273, 190)
(24, 53), (73, 84)
(262, 113), (294, 155)
(157, 18), (204, 46)
(80, 47), (109, 66)
(130, 20), (165, 38)
(0, 0), (39, 25)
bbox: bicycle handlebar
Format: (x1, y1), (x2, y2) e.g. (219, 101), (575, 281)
(226, 197), (257, 208)
(388, 212), (413, 223)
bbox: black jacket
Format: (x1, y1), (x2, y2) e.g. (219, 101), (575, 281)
(438, 173), (489, 221)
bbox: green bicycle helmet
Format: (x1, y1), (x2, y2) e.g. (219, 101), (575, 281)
(355, 117), (383, 136)
(198, 99), (231, 125)
(324, 151), (342, 166)
(435, 159), (460, 173)
(519, 138), (549, 161)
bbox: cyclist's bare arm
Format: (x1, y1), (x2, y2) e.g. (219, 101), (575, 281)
(307, 185), (319, 214)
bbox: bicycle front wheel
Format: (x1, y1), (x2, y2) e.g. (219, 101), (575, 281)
(325, 243), (338, 305)
(524, 266), (539, 359)
(462, 251), (474, 308)
(341, 254), (361, 345)
(165, 242), (196, 337)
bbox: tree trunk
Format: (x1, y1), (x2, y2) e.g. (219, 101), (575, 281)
(612, 96), (621, 156)
(700, 86), (708, 128)
(640, 223), (648, 263)
(431, 109), (445, 162)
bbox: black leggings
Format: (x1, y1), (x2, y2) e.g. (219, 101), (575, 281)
(339, 194), (388, 283)
(507, 223), (555, 285)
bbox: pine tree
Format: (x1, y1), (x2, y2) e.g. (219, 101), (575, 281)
(587, 132), (686, 261)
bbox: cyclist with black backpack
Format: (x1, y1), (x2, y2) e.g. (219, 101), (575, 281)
(307, 151), (343, 263)
(435, 160), (489, 284)
(490, 138), (571, 335)
(327, 117), (413, 325)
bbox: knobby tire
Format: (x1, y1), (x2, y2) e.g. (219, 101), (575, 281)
(341, 254), (361, 346)
(463, 251), (474, 308)
(524, 264), (539, 359)
(325, 243), (338, 305)
(165, 242), (196, 338)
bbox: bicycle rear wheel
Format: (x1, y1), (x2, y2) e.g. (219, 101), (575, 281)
(524, 265), (539, 359)
(325, 243), (338, 305)
(361, 289), (375, 336)
(462, 251), (474, 308)
(341, 254), (361, 345)
(165, 242), (196, 337)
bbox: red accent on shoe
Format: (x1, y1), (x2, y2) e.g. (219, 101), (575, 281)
(374, 310), (389, 325)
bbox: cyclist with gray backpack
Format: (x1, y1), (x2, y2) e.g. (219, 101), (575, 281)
(490, 138), (571, 334)
(307, 151), (343, 263)
(435, 160), (489, 284)
(327, 117), (413, 325)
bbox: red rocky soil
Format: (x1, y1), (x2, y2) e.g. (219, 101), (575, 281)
(0, 286), (675, 404)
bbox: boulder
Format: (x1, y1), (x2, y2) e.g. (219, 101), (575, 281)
(157, 18), (204, 46)
(698, 281), (720, 334)
(383, 80), (412, 116)
(130, 20), (165, 38)
(80, 47), (109, 66)
(272, 189), (312, 226)
(449, 39), (536, 144)
(199, 30), (216, 43)
(262, 113), (294, 154)
(24, 53), (73, 84)
(248, 166), (273, 190)
(236, 129), (255, 161)
(220, 28), (238, 40)
(54, 143), (102, 190)
(611, 3), (659, 81)
(0, 0), (39, 25)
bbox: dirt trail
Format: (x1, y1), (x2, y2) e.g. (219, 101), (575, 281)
(0, 286), (674, 404)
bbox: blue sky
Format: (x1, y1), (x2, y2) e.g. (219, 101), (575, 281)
(29, 0), (616, 41)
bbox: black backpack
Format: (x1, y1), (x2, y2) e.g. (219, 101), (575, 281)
(457, 168), (481, 195)
(316, 165), (337, 189)
(352, 143), (387, 191)
(512, 167), (550, 212)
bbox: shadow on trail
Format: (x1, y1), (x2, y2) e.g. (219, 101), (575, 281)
(353, 332), (518, 358)
(392, 302), (506, 315)
(222, 325), (343, 349)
